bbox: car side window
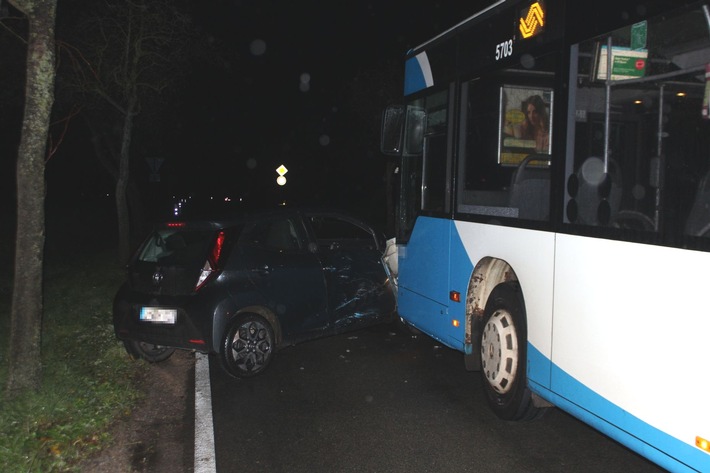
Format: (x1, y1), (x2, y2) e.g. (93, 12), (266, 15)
(240, 217), (303, 251)
(308, 216), (377, 251)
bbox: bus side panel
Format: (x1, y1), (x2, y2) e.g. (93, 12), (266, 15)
(397, 217), (454, 346)
(530, 376), (706, 473)
(453, 221), (554, 388)
(552, 234), (710, 472)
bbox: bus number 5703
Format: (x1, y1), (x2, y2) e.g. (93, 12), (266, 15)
(495, 39), (513, 60)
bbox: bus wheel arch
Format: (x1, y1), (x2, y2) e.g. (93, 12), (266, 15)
(464, 257), (517, 371)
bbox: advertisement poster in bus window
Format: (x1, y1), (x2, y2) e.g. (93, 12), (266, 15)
(499, 86), (552, 166)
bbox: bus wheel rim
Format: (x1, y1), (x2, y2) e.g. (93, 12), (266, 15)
(481, 309), (519, 394)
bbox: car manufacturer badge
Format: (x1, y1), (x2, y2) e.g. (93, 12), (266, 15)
(152, 271), (164, 286)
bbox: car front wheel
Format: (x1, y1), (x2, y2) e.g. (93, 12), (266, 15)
(220, 314), (275, 378)
(123, 339), (175, 363)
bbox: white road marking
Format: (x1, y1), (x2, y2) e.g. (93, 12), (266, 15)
(194, 353), (217, 473)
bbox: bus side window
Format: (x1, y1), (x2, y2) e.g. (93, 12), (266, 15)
(457, 79), (514, 217)
(566, 156), (622, 226)
(567, 15), (710, 237)
(684, 170), (710, 237)
(457, 59), (555, 222)
(422, 132), (447, 212)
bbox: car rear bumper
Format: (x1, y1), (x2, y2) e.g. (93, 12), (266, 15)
(112, 286), (217, 353)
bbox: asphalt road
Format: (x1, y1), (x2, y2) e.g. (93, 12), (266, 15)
(206, 323), (665, 473)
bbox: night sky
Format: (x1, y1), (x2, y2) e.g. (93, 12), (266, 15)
(1, 0), (491, 232)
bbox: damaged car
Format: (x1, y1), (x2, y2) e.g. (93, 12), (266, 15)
(113, 207), (397, 378)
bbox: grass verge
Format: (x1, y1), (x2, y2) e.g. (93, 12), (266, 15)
(0, 246), (147, 472)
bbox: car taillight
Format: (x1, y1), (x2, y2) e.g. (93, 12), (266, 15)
(211, 230), (225, 263)
(195, 230), (226, 291)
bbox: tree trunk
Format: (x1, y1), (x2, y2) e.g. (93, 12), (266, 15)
(87, 120), (146, 258)
(116, 99), (135, 264)
(5, 0), (58, 397)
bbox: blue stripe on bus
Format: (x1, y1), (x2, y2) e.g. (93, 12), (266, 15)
(528, 344), (708, 473)
(404, 52), (433, 96)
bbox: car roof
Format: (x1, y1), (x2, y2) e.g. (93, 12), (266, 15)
(154, 206), (375, 231)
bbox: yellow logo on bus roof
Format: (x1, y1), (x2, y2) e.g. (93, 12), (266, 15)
(519, 2), (545, 39)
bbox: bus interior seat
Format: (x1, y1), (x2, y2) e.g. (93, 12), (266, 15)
(508, 153), (551, 220)
(685, 169), (710, 237)
(575, 157), (621, 225)
(611, 209), (655, 231)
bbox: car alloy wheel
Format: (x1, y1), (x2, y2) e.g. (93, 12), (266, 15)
(220, 314), (275, 378)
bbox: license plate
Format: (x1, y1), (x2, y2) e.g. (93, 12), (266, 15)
(140, 307), (177, 324)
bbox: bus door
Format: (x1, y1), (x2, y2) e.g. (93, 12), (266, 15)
(392, 87), (460, 347)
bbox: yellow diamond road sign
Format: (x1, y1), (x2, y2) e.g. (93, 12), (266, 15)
(276, 165), (288, 176)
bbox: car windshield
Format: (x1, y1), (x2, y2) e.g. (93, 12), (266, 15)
(138, 228), (217, 265)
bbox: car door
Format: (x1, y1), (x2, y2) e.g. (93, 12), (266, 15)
(306, 213), (396, 332)
(236, 214), (329, 341)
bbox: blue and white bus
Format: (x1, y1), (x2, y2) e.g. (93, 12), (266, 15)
(381, 1), (710, 471)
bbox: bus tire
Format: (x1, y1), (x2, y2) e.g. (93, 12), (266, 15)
(479, 282), (540, 421)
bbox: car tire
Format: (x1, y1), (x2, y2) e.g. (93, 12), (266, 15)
(220, 313), (275, 378)
(479, 282), (541, 421)
(123, 339), (175, 363)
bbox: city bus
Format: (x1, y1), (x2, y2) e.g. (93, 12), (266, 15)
(380, 1), (710, 471)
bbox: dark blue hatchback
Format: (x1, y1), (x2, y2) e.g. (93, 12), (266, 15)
(113, 208), (397, 378)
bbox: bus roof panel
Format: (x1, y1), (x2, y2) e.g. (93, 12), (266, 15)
(407, 0), (507, 55)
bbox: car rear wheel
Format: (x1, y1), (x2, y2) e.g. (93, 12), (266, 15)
(479, 282), (541, 421)
(123, 340), (175, 363)
(220, 314), (275, 378)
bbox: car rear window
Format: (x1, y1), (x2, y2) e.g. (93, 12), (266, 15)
(137, 229), (217, 265)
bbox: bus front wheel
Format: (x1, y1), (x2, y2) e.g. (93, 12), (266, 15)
(479, 282), (540, 421)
